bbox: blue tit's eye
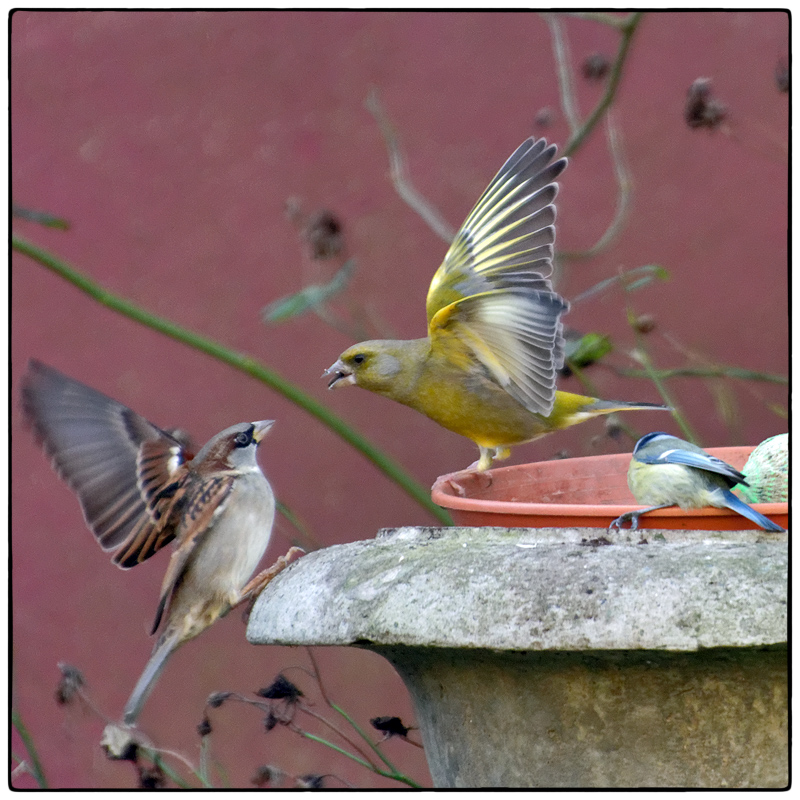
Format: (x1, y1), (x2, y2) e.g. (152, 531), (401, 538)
(234, 429), (253, 448)
(352, 354), (366, 365)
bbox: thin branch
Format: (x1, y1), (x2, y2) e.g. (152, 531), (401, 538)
(12, 234), (453, 526)
(306, 648), (420, 783)
(290, 726), (422, 786)
(142, 748), (208, 789)
(562, 12), (643, 157)
(625, 305), (698, 443)
(365, 89), (455, 243)
(568, 11), (633, 29)
(560, 111), (633, 259)
(306, 648), (333, 708)
(545, 13), (581, 134)
(296, 704), (378, 769)
(11, 711), (48, 789)
(616, 365), (788, 385)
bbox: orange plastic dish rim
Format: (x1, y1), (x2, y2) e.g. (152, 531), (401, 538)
(431, 457), (788, 522)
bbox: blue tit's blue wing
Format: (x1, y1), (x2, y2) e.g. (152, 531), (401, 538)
(720, 489), (785, 532)
(641, 447), (747, 485)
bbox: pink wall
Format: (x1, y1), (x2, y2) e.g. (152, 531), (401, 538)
(12, 11), (788, 788)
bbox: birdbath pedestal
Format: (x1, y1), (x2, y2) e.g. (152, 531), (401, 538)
(247, 526), (787, 788)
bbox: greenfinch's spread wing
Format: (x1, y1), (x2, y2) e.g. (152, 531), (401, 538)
(427, 138), (569, 415)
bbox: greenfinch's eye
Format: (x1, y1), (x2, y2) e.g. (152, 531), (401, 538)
(352, 354), (366, 364)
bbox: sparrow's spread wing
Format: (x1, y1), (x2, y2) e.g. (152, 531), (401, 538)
(21, 360), (188, 561)
(149, 474), (235, 634)
(425, 138), (569, 416)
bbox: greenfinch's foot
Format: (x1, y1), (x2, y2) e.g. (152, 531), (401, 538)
(475, 445), (511, 472)
(447, 478), (468, 498)
(460, 463), (494, 491)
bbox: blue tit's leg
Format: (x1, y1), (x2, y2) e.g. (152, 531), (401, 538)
(609, 504), (672, 531)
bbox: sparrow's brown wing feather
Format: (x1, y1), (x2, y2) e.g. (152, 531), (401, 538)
(108, 438), (195, 568)
(150, 474), (235, 634)
(112, 468), (188, 569)
(21, 360), (186, 559)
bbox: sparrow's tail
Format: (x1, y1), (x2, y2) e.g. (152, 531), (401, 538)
(721, 489), (785, 532)
(123, 629), (182, 725)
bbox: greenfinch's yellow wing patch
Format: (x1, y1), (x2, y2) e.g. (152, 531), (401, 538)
(430, 289), (568, 415)
(427, 138), (569, 416)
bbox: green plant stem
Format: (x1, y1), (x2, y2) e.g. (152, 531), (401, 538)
(625, 308), (697, 443)
(294, 729), (421, 788)
(617, 366), (788, 385)
(562, 12), (643, 157)
(331, 703), (402, 772)
(13, 234), (452, 525)
(11, 711), (48, 789)
(298, 704), (379, 769)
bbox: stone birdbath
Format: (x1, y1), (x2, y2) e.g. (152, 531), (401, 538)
(247, 525), (787, 788)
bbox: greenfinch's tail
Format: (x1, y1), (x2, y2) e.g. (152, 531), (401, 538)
(551, 392), (669, 430)
(580, 398), (669, 413)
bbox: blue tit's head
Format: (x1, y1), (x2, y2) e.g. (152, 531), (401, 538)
(632, 432), (674, 459)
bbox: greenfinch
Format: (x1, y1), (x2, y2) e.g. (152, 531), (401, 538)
(325, 138), (667, 471)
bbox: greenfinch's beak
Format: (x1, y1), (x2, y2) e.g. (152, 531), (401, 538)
(324, 360), (356, 389)
(251, 419), (275, 444)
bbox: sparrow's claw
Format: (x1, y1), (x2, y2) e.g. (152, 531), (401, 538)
(239, 546), (306, 622)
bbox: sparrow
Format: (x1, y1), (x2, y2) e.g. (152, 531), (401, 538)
(609, 432), (785, 531)
(324, 137), (667, 471)
(21, 360), (302, 724)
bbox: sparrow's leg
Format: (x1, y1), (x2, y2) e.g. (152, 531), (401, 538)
(608, 504), (671, 531)
(238, 546), (306, 621)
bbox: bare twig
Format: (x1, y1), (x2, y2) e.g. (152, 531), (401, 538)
(365, 89), (455, 243)
(561, 111), (633, 259)
(560, 12), (644, 158)
(545, 13), (581, 135)
(624, 304), (697, 443)
(616, 365), (788, 385)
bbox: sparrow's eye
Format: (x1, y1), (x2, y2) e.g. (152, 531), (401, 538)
(234, 429), (253, 448)
(352, 353), (366, 365)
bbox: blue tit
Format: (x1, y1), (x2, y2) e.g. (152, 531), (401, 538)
(609, 432), (785, 532)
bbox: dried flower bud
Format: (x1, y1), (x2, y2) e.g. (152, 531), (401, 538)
(685, 78), (727, 129)
(264, 710), (280, 732)
(305, 210), (344, 260)
(206, 691), (232, 709)
(55, 663), (85, 705)
(296, 774), (325, 789)
(631, 313), (656, 334)
(775, 59), (789, 93)
(137, 764), (166, 790)
(251, 765), (282, 787)
(370, 716), (412, 738)
(257, 675), (303, 702)
(582, 52), (611, 81)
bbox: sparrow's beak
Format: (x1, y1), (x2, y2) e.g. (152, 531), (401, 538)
(323, 360), (356, 390)
(252, 420), (275, 444)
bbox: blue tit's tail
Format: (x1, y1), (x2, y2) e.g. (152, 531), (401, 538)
(123, 629), (182, 725)
(722, 489), (785, 532)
